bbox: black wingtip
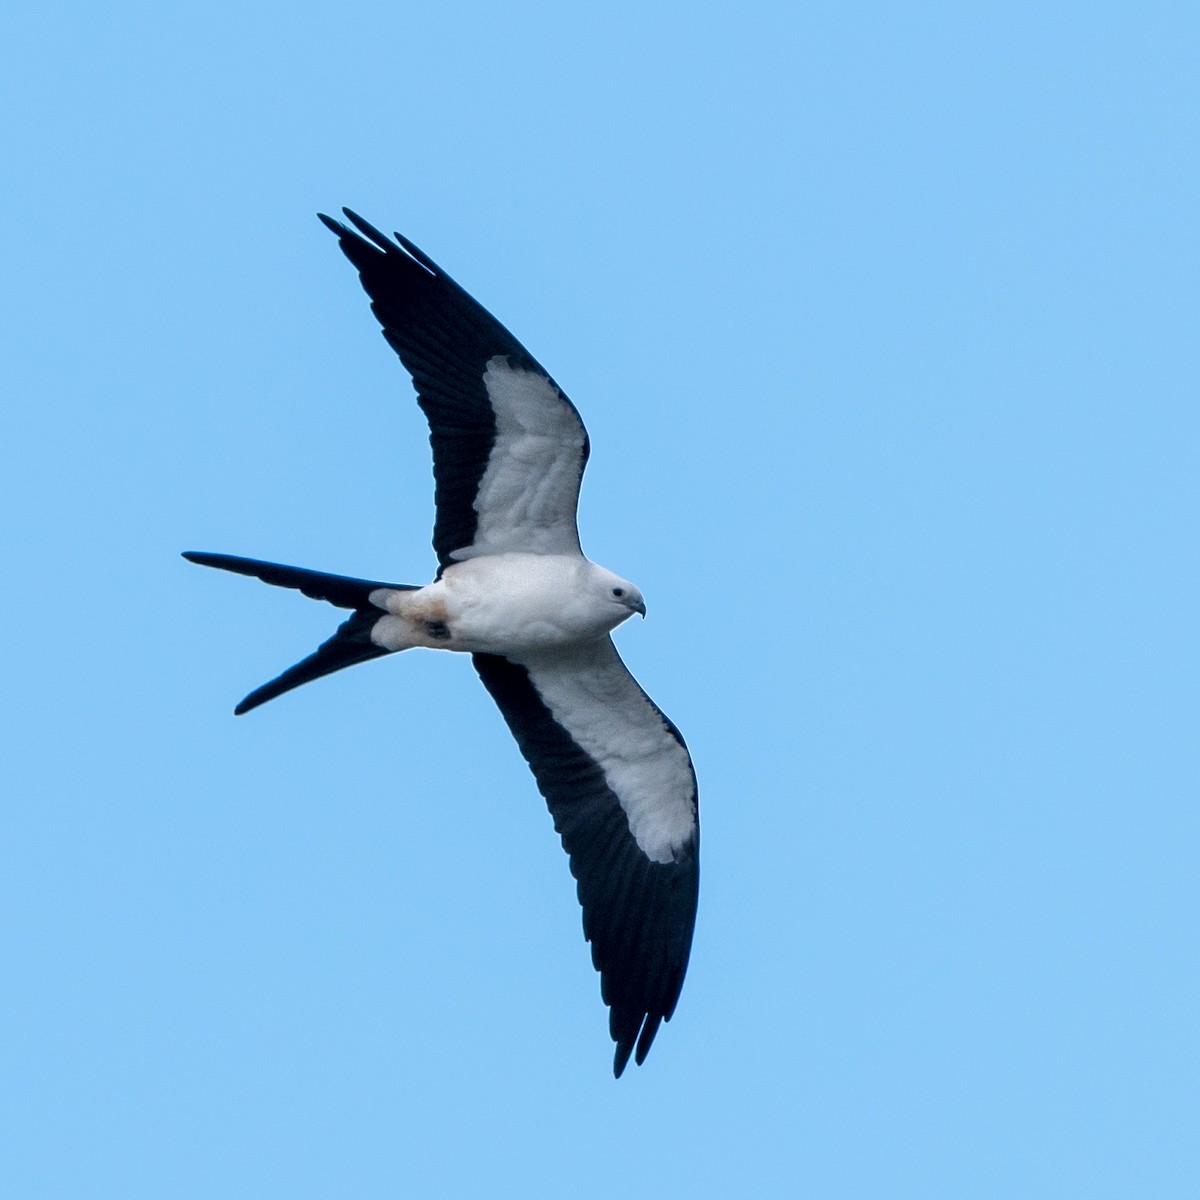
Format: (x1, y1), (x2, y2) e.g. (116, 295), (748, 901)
(183, 550), (233, 570)
(613, 1042), (633, 1079)
(233, 686), (276, 716)
(634, 1013), (663, 1067)
(317, 211), (345, 236)
(391, 230), (440, 274)
(341, 207), (395, 253)
(324, 208), (441, 278)
(611, 1011), (666, 1077)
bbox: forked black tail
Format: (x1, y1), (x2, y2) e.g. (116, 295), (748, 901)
(182, 552), (417, 714)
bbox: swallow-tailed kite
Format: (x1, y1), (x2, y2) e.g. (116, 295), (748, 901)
(185, 211), (699, 1076)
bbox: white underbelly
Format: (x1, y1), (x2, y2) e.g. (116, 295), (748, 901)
(370, 552), (626, 654)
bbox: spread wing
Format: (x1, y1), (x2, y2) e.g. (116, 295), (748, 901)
(319, 210), (590, 570)
(472, 638), (699, 1076)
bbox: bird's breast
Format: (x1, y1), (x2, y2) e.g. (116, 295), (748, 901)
(440, 553), (620, 653)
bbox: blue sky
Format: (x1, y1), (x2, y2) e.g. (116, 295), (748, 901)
(3, 2), (1197, 1196)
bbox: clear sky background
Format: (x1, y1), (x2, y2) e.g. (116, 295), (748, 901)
(3, 3), (1197, 1197)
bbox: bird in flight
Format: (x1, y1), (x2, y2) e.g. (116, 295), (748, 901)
(185, 210), (699, 1076)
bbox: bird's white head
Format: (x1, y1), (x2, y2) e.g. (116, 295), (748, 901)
(589, 563), (646, 623)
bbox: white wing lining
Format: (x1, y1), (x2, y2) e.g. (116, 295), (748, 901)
(453, 358), (587, 559)
(519, 639), (697, 864)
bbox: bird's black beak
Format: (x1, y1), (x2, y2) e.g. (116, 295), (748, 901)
(634, 599), (647, 619)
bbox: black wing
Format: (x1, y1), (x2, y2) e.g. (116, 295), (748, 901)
(319, 210), (590, 570)
(473, 640), (699, 1076)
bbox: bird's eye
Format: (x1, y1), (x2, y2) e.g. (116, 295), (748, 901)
(612, 587), (625, 598)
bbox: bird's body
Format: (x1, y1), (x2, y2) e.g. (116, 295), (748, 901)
(370, 552), (642, 655)
(186, 211), (698, 1076)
